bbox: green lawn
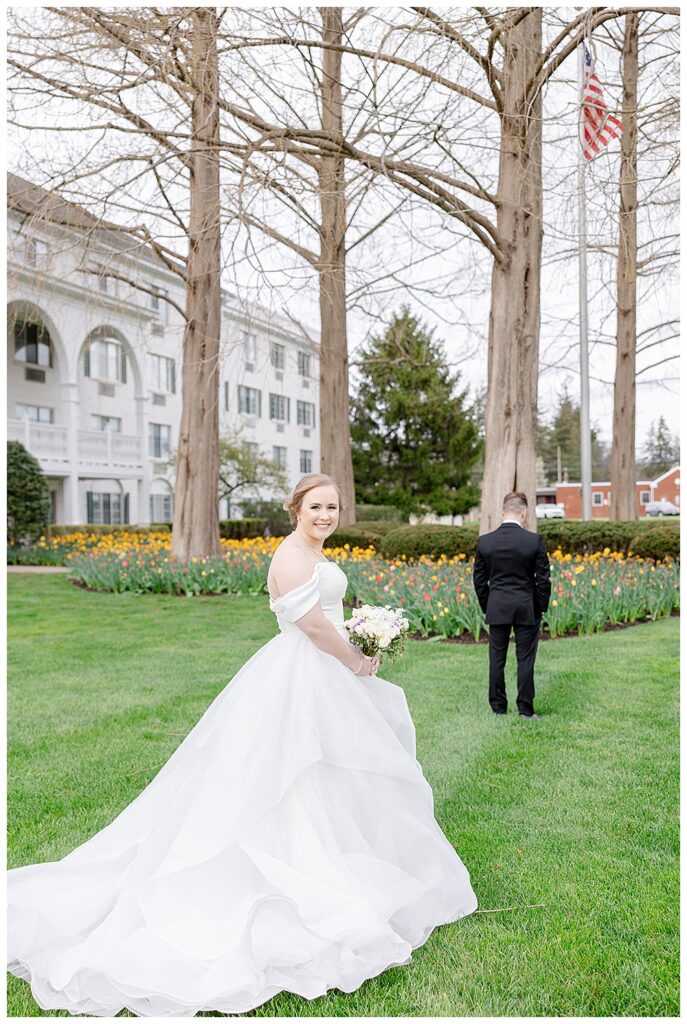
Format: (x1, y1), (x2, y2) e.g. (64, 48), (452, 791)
(7, 575), (679, 1017)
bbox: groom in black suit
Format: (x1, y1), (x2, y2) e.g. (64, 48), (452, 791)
(472, 492), (551, 719)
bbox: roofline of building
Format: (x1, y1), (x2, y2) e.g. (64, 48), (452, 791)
(556, 466), (679, 488)
(8, 171), (320, 347)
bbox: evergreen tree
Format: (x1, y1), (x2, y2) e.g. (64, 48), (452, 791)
(638, 416), (680, 478)
(7, 441), (51, 545)
(350, 308), (481, 516)
(538, 385), (609, 482)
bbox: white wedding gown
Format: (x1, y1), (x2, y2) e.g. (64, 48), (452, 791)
(7, 561), (477, 1017)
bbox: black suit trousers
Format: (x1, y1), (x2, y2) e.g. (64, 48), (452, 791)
(488, 622), (541, 716)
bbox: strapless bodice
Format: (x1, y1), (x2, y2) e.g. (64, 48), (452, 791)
(269, 561), (348, 635)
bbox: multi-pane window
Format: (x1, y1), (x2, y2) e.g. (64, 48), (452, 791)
(592, 492), (603, 506)
(87, 491), (126, 526)
(269, 394), (290, 422)
(15, 403), (53, 424)
(244, 441), (259, 460)
(91, 414), (122, 432)
(26, 236), (49, 268)
(14, 320), (52, 367)
(150, 493), (173, 522)
(639, 490), (651, 505)
(238, 385), (261, 416)
(270, 343), (285, 370)
(149, 422), (172, 458)
(84, 338), (127, 383)
(297, 400), (315, 427)
(297, 351), (311, 378)
(300, 449), (313, 474)
(149, 353), (176, 394)
(273, 446), (287, 470)
(242, 331), (257, 363)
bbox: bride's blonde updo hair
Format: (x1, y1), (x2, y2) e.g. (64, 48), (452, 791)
(283, 473), (344, 526)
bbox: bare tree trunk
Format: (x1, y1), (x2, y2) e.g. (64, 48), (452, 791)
(318, 7), (356, 525)
(610, 13), (639, 521)
(480, 10), (543, 533)
(172, 8), (222, 560)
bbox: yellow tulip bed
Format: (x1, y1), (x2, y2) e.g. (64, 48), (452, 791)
(17, 531), (675, 639)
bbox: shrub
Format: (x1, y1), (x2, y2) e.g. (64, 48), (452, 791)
(325, 526), (381, 549)
(628, 526), (680, 560)
(536, 520), (670, 555)
(218, 518), (268, 540)
(7, 441), (51, 546)
(355, 504), (405, 522)
(353, 520), (400, 537)
(380, 524), (479, 560)
(238, 499), (291, 537)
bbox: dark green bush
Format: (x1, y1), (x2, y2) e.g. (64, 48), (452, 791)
(628, 526), (680, 560)
(536, 520), (669, 555)
(219, 518), (268, 540)
(380, 524), (479, 560)
(326, 526), (382, 549)
(353, 520), (400, 537)
(354, 504), (405, 522)
(7, 441), (51, 546)
(238, 499), (291, 536)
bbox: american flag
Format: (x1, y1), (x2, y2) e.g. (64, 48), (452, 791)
(580, 43), (623, 161)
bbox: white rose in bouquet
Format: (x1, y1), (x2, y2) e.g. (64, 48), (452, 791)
(345, 605), (410, 663)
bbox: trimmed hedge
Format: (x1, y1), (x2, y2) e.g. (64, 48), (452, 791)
(380, 524), (479, 560)
(628, 526), (680, 560)
(353, 520), (401, 537)
(376, 519), (680, 560)
(218, 518), (268, 540)
(325, 526), (382, 549)
(238, 500), (291, 537)
(355, 504), (405, 522)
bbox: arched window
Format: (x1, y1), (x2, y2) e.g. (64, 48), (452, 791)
(83, 335), (127, 383)
(14, 318), (52, 367)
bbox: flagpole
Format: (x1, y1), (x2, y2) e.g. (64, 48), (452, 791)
(578, 40), (593, 521)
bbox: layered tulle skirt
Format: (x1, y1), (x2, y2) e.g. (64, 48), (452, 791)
(7, 631), (477, 1016)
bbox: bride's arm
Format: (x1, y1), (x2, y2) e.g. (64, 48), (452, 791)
(270, 556), (377, 676)
(294, 604), (377, 675)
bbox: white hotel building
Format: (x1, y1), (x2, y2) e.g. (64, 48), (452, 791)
(7, 173), (320, 526)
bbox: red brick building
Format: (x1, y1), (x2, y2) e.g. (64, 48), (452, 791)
(551, 465), (680, 519)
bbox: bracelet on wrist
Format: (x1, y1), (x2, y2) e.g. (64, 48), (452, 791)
(353, 653), (364, 675)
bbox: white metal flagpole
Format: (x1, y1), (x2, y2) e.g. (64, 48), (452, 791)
(578, 38), (593, 521)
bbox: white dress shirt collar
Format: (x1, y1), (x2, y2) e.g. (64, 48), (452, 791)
(501, 518), (523, 527)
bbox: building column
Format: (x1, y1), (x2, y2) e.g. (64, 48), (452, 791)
(135, 394), (151, 525)
(60, 381), (81, 525)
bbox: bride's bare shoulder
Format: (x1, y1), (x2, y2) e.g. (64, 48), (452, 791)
(268, 537), (313, 595)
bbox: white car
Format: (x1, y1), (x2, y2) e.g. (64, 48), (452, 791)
(644, 499), (680, 517)
(535, 503), (565, 519)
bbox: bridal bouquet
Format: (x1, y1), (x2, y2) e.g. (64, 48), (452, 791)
(345, 605), (410, 663)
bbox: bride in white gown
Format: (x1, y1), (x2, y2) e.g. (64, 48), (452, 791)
(7, 473), (477, 1017)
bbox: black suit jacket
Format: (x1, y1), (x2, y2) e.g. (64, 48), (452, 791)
(472, 523), (551, 625)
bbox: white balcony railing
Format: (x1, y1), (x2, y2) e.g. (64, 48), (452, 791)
(8, 418), (69, 462)
(78, 429), (142, 466)
(7, 418), (142, 470)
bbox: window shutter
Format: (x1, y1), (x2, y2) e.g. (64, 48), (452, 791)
(257, 390), (262, 418)
(170, 361), (176, 394)
(286, 397), (290, 423)
(120, 349), (127, 383)
(124, 493), (130, 525)
(86, 491), (94, 523)
(84, 346), (91, 377)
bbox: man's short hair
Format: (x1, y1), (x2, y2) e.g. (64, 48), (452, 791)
(502, 491), (528, 515)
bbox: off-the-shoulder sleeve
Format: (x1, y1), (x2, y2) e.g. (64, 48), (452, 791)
(269, 573), (320, 622)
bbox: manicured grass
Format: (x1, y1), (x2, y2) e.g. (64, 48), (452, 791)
(7, 575), (679, 1017)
